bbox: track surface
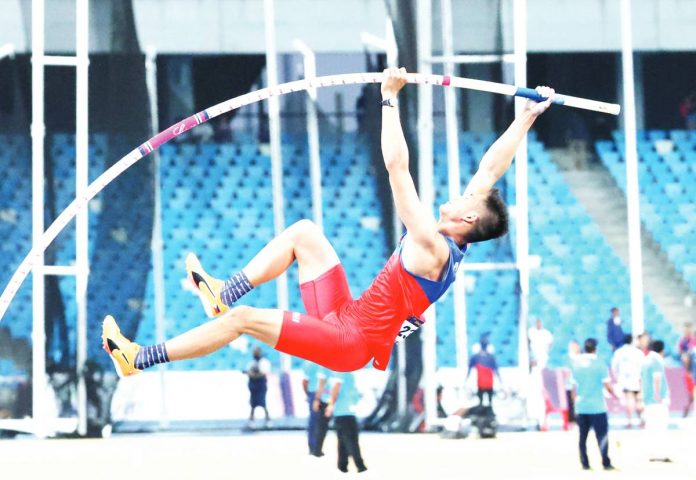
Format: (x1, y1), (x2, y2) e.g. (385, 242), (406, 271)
(3, 427), (694, 479)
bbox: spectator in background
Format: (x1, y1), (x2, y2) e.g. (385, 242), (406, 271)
(686, 346), (696, 417)
(528, 318), (553, 369)
(302, 361), (332, 457)
(436, 385), (447, 419)
(679, 91), (696, 130)
(565, 340), (582, 427)
(611, 334), (644, 428)
(328, 372), (368, 474)
(302, 361), (330, 457)
(641, 340), (672, 462)
(467, 335), (503, 407)
(678, 323), (696, 355)
(245, 346), (271, 429)
(677, 323), (695, 417)
(606, 307), (625, 352)
(570, 338), (616, 471)
(637, 332), (651, 356)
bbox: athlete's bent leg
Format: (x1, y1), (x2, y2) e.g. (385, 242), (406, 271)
(188, 219), (342, 317)
(243, 219), (340, 285)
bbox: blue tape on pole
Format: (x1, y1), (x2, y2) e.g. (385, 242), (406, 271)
(514, 87), (565, 105)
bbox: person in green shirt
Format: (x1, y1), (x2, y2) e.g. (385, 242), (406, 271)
(327, 372), (367, 473)
(569, 338), (617, 471)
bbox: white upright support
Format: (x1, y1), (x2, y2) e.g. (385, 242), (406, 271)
(513, 0), (530, 373)
(74, 0), (89, 437)
(361, 23), (410, 423)
(30, 0), (48, 438)
(620, 0), (645, 335)
(417, 0), (438, 431)
(263, 0), (291, 374)
(145, 46), (169, 429)
(29, 0), (89, 437)
(383, 15), (410, 427)
(441, 0), (469, 376)
(293, 40), (323, 231)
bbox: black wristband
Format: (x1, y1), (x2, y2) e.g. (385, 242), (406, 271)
(381, 98), (398, 108)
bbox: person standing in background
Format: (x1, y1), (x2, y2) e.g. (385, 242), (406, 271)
(328, 372), (367, 474)
(679, 91), (696, 130)
(467, 336), (503, 407)
(677, 323), (696, 355)
(245, 346), (271, 429)
(564, 340), (581, 427)
(311, 368), (334, 457)
(684, 346), (695, 417)
(641, 340), (672, 463)
(528, 318), (554, 369)
(570, 338), (616, 471)
(527, 319), (553, 429)
(606, 307), (624, 352)
(611, 334), (645, 427)
(302, 361), (332, 457)
(678, 323), (696, 417)
(637, 332), (651, 356)
(302, 361), (329, 456)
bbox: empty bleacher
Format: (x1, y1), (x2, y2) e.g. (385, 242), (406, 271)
(0, 130), (683, 374)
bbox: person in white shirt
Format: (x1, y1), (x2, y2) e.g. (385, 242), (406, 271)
(611, 334), (644, 427)
(641, 340), (671, 462)
(527, 319), (553, 428)
(528, 318), (553, 369)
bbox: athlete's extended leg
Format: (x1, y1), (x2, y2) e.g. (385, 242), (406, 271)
(102, 305), (284, 376)
(188, 219), (341, 317)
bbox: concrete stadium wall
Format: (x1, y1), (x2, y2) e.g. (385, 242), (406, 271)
(2, 0), (696, 54)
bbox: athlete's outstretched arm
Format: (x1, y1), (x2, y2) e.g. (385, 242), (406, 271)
(380, 67), (444, 252)
(463, 86), (555, 196)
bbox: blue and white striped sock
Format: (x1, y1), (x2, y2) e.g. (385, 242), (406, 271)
(134, 343), (170, 370)
(220, 271), (254, 306)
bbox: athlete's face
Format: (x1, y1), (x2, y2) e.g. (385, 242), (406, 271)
(438, 192), (483, 224)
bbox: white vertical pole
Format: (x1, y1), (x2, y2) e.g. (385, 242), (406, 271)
(382, 15), (410, 423)
(293, 40), (323, 231)
(513, 0), (530, 374)
(74, 0), (89, 437)
(441, 0), (469, 375)
(620, 0), (644, 335)
(145, 46), (169, 429)
(31, 0), (48, 438)
(263, 0), (291, 374)
(417, 0), (438, 430)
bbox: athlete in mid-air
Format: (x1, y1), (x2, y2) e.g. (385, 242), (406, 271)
(102, 68), (555, 376)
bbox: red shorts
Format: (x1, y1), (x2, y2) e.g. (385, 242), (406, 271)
(274, 264), (372, 372)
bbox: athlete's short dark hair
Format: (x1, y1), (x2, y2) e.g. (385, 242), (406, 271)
(623, 334), (633, 345)
(650, 340), (665, 354)
(584, 338), (598, 353)
(465, 188), (509, 243)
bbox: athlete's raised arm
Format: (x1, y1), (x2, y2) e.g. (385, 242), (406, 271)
(380, 67), (445, 255)
(463, 86), (555, 196)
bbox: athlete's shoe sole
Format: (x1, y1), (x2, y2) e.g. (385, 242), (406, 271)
(186, 252), (229, 318)
(102, 315), (142, 378)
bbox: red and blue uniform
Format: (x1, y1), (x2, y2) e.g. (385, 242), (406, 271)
(275, 233), (467, 371)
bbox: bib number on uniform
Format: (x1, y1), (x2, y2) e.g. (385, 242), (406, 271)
(394, 316), (425, 344)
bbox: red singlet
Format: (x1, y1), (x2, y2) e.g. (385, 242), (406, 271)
(274, 234), (467, 371)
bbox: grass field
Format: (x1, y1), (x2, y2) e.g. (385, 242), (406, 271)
(2, 425), (694, 479)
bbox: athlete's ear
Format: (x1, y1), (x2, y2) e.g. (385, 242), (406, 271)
(460, 211), (479, 224)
